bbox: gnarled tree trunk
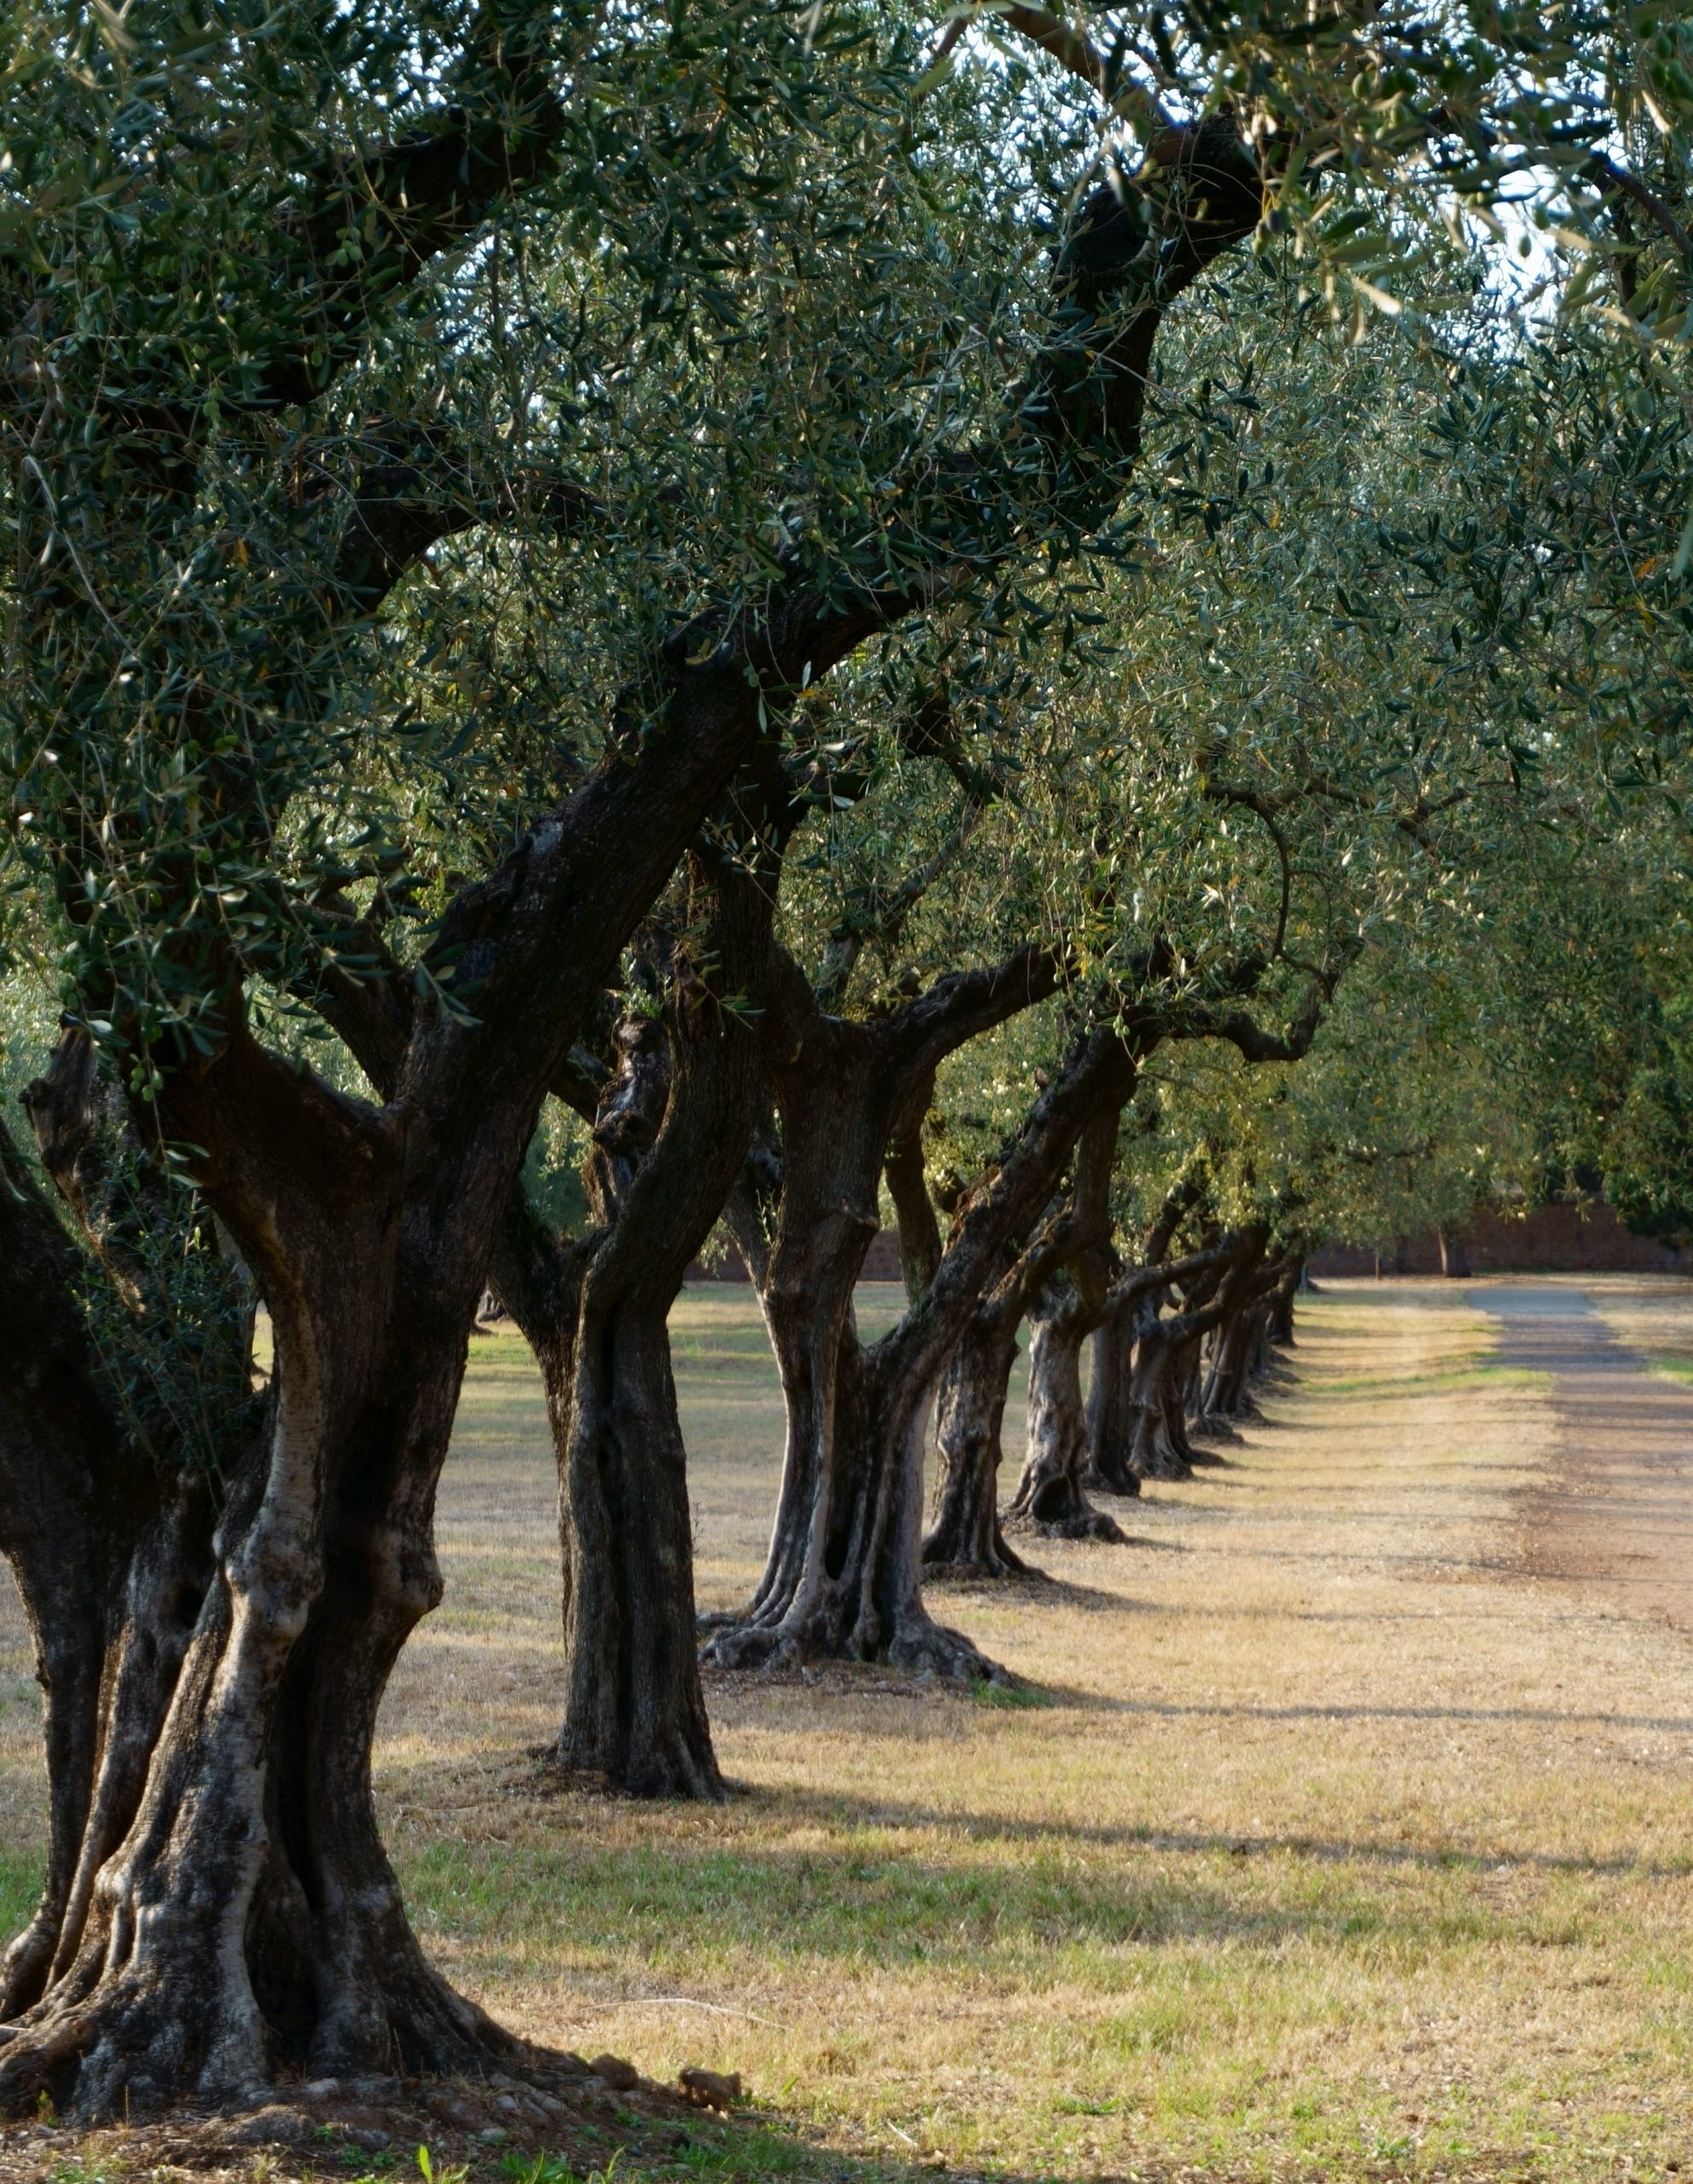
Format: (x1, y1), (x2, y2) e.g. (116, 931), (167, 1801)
(923, 1287), (1030, 1578)
(701, 1011), (976, 1668)
(1267, 1258), (1301, 1345)
(556, 858), (775, 1795)
(926, 1176), (1135, 1576)
(1128, 1316), (1196, 1481)
(709, 1012), (1149, 1668)
(0, 1117), (161, 2024)
(0, 1024), (574, 2119)
(1083, 1285), (1142, 1496)
(1086, 1170), (1207, 1491)
(1003, 1112), (1126, 1540)
(1005, 1276), (1126, 1540)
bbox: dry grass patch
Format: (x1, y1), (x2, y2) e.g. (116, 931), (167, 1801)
(1581, 1269), (1693, 1374)
(4, 1281), (1693, 2184)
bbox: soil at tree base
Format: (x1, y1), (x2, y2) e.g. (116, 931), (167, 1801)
(0, 2062), (736, 2182)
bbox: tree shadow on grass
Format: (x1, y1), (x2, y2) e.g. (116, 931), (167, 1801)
(378, 1767), (1693, 2007)
(750, 1779), (1693, 1880)
(923, 1565), (1175, 1615)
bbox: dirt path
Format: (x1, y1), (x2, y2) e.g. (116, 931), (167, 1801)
(1476, 1281), (1693, 1636)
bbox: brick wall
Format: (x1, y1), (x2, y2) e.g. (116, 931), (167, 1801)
(696, 1202), (1688, 1287)
(1309, 1199), (1688, 1277)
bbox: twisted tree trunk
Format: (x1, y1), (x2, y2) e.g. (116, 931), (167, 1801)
(2, 848), (785, 2101)
(1194, 1228), (1291, 1435)
(1126, 1315), (1196, 1481)
(1083, 1283), (1141, 1496)
(1267, 1258), (1301, 1345)
(923, 1175), (1118, 1578)
(711, 1160), (999, 1677)
(1004, 1112), (1126, 1540)
(1085, 1172), (1204, 1490)
(2, 101), (1262, 2117)
(0, 1019), (585, 2119)
(701, 993), (973, 1671)
(0, 1118), (160, 2023)
(560, 863), (776, 1794)
(1005, 1275), (1127, 1539)
(923, 1252), (1033, 1579)
(706, 1002), (1142, 1674)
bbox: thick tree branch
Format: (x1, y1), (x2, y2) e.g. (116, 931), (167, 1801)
(323, 421), (603, 617)
(252, 6), (571, 413)
(1179, 979), (1328, 1064)
(884, 1069), (945, 1303)
(1583, 150), (1693, 274)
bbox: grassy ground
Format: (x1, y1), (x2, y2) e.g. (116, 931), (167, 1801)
(1585, 1270), (1693, 1378)
(3, 1279), (1693, 2183)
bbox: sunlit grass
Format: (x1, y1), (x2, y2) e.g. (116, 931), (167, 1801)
(0, 1850), (38, 1947)
(375, 1281), (1693, 2183)
(5, 1280), (1693, 2181)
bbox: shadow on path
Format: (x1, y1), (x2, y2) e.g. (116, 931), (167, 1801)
(1474, 1282), (1693, 1637)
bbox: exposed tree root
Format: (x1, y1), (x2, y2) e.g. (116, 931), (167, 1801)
(698, 1592), (1007, 1684)
(921, 1541), (1033, 1581)
(0, 1930), (540, 2123)
(921, 1494), (1032, 1580)
(0, 2053), (731, 2175)
(1004, 1500), (1128, 1544)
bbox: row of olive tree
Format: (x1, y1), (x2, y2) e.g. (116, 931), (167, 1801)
(1, 0), (1688, 2123)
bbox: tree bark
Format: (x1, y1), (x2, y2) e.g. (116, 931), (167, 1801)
(923, 1301), (1031, 1577)
(1190, 1227), (1271, 1430)
(0, 1073), (253, 2042)
(1083, 1282), (1142, 1496)
(1005, 1277), (1127, 1539)
(1129, 1316), (1197, 1481)
(885, 1072), (945, 1306)
(700, 984), (959, 1670)
(1, 102), (1263, 2116)
(1085, 1170), (1204, 1489)
(707, 1006), (1143, 1670)
(1004, 1112), (1126, 1540)
(922, 1194), (1105, 1578)
(0, 1027), (568, 2117)
(1267, 1258), (1301, 1345)
(0, 1118), (144, 2023)
(552, 858), (776, 1795)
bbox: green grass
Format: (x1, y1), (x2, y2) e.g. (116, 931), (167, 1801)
(0, 1848), (40, 1943)
(967, 1678), (1056, 1710)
